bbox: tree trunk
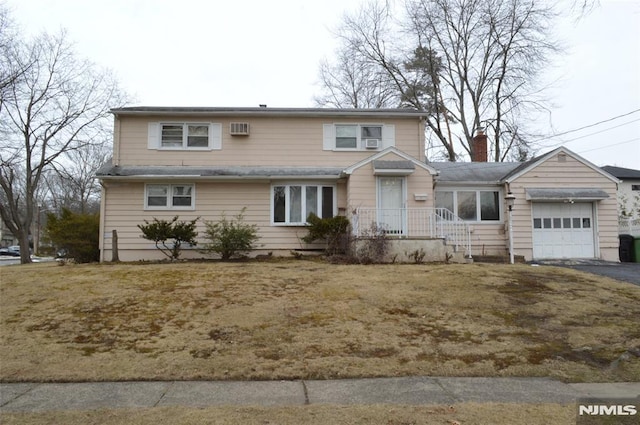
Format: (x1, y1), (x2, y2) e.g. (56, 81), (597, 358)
(18, 231), (32, 264)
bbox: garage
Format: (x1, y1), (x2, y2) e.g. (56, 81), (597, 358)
(532, 202), (595, 259)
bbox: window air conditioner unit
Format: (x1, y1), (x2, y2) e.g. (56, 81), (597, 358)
(230, 122), (250, 136)
(365, 139), (380, 149)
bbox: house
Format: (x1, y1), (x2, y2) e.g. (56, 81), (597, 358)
(601, 166), (640, 220)
(601, 165), (640, 236)
(96, 106), (620, 262)
(431, 142), (619, 261)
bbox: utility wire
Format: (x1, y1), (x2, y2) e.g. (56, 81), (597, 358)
(541, 108), (640, 141)
(576, 137), (640, 154)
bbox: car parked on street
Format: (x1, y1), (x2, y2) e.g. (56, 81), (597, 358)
(0, 246), (21, 257)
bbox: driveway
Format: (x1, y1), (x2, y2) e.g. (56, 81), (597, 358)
(535, 259), (640, 286)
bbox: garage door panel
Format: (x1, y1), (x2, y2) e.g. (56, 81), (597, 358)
(532, 203), (594, 259)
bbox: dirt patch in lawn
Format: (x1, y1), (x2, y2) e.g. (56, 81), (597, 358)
(1, 260), (639, 382)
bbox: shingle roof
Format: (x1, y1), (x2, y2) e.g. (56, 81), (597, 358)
(96, 165), (345, 179)
(431, 162), (521, 183)
(601, 165), (640, 180)
(110, 106), (428, 118)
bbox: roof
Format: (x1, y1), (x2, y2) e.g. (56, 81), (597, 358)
(431, 162), (520, 183)
(601, 165), (640, 180)
(343, 147), (437, 175)
(110, 106), (429, 119)
(96, 165), (345, 180)
(502, 146), (619, 184)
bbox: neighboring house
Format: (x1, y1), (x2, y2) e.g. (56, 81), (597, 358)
(97, 106), (620, 262)
(0, 217), (17, 247)
(601, 165), (640, 236)
(601, 165), (640, 220)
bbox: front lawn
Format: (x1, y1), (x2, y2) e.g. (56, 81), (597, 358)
(1, 260), (638, 382)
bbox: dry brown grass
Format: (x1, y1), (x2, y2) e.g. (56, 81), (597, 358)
(0, 403), (576, 425)
(1, 260), (639, 382)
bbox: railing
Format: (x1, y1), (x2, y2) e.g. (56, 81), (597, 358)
(352, 207), (471, 255)
(619, 218), (640, 236)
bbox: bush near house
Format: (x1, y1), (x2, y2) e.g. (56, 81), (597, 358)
(201, 208), (260, 260)
(302, 213), (350, 255)
(45, 209), (100, 263)
(138, 216), (199, 261)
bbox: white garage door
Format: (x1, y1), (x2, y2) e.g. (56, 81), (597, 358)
(532, 203), (595, 259)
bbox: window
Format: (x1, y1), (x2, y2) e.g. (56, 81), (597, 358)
(272, 184), (335, 225)
(336, 125), (357, 148)
(334, 124), (382, 149)
(435, 190), (501, 222)
(632, 184), (640, 191)
(160, 123), (210, 149)
(145, 184), (194, 209)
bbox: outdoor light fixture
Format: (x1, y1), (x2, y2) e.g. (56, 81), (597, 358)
(505, 192), (516, 264)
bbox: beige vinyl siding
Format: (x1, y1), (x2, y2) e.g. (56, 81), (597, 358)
(101, 181), (348, 262)
(347, 152), (434, 210)
(468, 223), (507, 257)
(115, 116), (423, 167)
(509, 153), (618, 261)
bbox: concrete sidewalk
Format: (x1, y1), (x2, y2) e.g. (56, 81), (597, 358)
(1, 377), (639, 412)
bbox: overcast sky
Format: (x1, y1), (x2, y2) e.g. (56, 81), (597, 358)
(6, 0), (640, 169)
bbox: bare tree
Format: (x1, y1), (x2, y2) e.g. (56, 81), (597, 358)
(315, 45), (399, 108)
(318, 0), (559, 162)
(0, 25), (125, 263)
(45, 140), (112, 214)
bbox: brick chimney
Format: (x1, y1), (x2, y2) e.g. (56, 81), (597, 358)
(471, 127), (488, 162)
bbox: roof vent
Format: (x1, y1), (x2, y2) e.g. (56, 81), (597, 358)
(230, 122), (250, 136)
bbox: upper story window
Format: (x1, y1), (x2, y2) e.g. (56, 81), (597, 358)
(323, 123), (393, 151)
(148, 122), (222, 150)
(145, 184), (195, 210)
(272, 184), (336, 225)
(435, 190), (501, 222)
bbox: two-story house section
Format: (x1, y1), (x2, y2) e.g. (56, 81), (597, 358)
(97, 107), (438, 261)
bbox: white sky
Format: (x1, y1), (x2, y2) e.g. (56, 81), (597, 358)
(7, 0), (640, 169)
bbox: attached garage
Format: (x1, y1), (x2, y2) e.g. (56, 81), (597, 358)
(532, 202), (595, 259)
(526, 188), (610, 260)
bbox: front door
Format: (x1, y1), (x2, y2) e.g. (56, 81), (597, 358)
(377, 177), (405, 234)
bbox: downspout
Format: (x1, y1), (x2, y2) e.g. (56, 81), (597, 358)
(99, 181), (107, 262)
(113, 115), (121, 166)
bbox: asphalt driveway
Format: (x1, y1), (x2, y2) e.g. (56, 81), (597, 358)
(535, 260), (640, 286)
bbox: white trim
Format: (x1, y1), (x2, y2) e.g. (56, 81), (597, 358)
(270, 182), (337, 226)
(144, 183), (196, 211)
(435, 188), (504, 224)
(150, 122), (221, 151)
(326, 123), (392, 152)
(344, 146), (438, 175)
(376, 176), (408, 234)
(504, 146), (620, 184)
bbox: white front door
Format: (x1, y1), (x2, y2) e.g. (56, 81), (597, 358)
(532, 202), (595, 259)
(378, 177), (405, 234)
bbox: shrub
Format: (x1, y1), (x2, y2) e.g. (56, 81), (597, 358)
(201, 208), (260, 260)
(354, 222), (390, 264)
(301, 213), (350, 255)
(45, 208), (100, 263)
(138, 216), (199, 260)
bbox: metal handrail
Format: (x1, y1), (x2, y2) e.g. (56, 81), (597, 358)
(352, 207), (471, 256)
